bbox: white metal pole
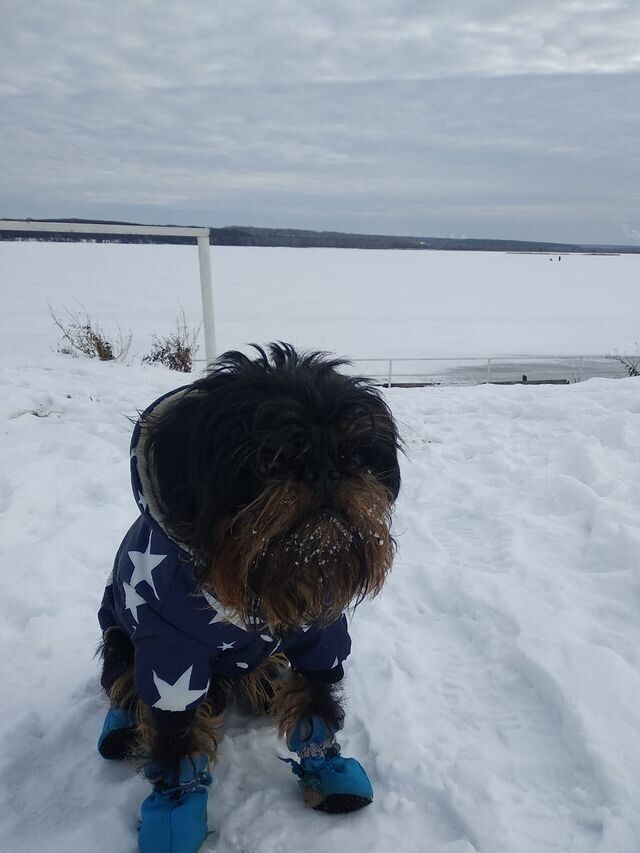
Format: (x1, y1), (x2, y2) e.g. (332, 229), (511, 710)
(197, 235), (216, 365)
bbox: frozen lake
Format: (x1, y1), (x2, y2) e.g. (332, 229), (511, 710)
(1, 241), (638, 383)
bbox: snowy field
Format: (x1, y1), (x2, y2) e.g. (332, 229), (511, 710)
(1, 243), (640, 852)
(1, 242), (639, 373)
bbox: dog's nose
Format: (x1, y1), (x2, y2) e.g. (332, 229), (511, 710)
(303, 464), (340, 504)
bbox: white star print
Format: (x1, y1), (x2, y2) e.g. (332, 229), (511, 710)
(152, 665), (209, 712)
(128, 532), (166, 599)
(123, 581), (146, 623)
(218, 641), (236, 651)
(137, 490), (148, 512)
(201, 588), (247, 629)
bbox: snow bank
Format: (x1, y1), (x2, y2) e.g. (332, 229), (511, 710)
(1, 356), (639, 852)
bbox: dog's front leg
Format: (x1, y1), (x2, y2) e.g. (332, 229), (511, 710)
(271, 671), (374, 813)
(136, 699), (221, 853)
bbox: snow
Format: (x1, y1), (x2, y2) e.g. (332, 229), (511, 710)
(1, 243), (640, 851)
(2, 241), (640, 361)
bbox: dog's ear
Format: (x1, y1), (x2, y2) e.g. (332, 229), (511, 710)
(142, 380), (260, 555)
(359, 393), (401, 502)
(338, 383), (401, 502)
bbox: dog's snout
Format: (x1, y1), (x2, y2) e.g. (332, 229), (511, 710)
(302, 463), (340, 505)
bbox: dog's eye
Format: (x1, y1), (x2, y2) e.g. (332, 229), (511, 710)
(258, 455), (285, 478)
(340, 451), (362, 469)
(258, 458), (277, 477)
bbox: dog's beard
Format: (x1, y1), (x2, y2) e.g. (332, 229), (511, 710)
(206, 473), (395, 630)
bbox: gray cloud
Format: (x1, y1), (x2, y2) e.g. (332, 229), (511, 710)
(1, 1), (639, 242)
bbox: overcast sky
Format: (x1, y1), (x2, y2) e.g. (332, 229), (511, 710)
(2, 1), (639, 243)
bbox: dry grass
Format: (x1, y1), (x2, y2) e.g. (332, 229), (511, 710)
(606, 346), (640, 377)
(49, 304), (131, 361)
(142, 309), (201, 372)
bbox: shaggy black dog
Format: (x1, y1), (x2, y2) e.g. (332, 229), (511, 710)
(97, 343), (401, 849)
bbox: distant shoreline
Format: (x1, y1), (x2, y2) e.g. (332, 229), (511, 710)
(1, 219), (639, 254)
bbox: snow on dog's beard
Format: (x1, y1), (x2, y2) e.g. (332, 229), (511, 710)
(208, 472), (395, 630)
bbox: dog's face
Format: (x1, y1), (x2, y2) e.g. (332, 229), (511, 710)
(145, 343), (401, 630)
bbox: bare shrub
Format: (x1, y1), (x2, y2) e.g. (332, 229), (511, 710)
(49, 304), (131, 361)
(142, 310), (201, 373)
(606, 346), (640, 377)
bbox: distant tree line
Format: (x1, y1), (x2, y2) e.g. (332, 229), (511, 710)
(1, 219), (638, 254)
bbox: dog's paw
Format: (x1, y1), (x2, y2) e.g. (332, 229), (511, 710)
(313, 792), (373, 814)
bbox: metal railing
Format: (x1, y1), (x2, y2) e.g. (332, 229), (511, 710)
(350, 355), (627, 387)
(192, 353), (629, 385)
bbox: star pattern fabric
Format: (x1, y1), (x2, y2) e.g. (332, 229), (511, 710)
(123, 581), (146, 623)
(127, 531), (166, 599)
(201, 588), (247, 628)
(152, 665), (209, 712)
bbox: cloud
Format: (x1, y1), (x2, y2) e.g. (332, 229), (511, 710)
(2, 0), (639, 98)
(1, 2), (639, 242)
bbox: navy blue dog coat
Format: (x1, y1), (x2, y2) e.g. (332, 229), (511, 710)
(98, 387), (351, 715)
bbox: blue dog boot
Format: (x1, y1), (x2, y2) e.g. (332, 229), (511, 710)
(284, 715), (373, 814)
(139, 755), (212, 853)
(98, 708), (136, 760)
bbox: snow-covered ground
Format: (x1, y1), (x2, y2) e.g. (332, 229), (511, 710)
(2, 241), (639, 364)
(1, 354), (639, 853)
(1, 242), (640, 851)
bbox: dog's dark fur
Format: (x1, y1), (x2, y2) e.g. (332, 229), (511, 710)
(101, 343), (401, 781)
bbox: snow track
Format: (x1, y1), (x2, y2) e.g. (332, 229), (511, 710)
(1, 360), (639, 851)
